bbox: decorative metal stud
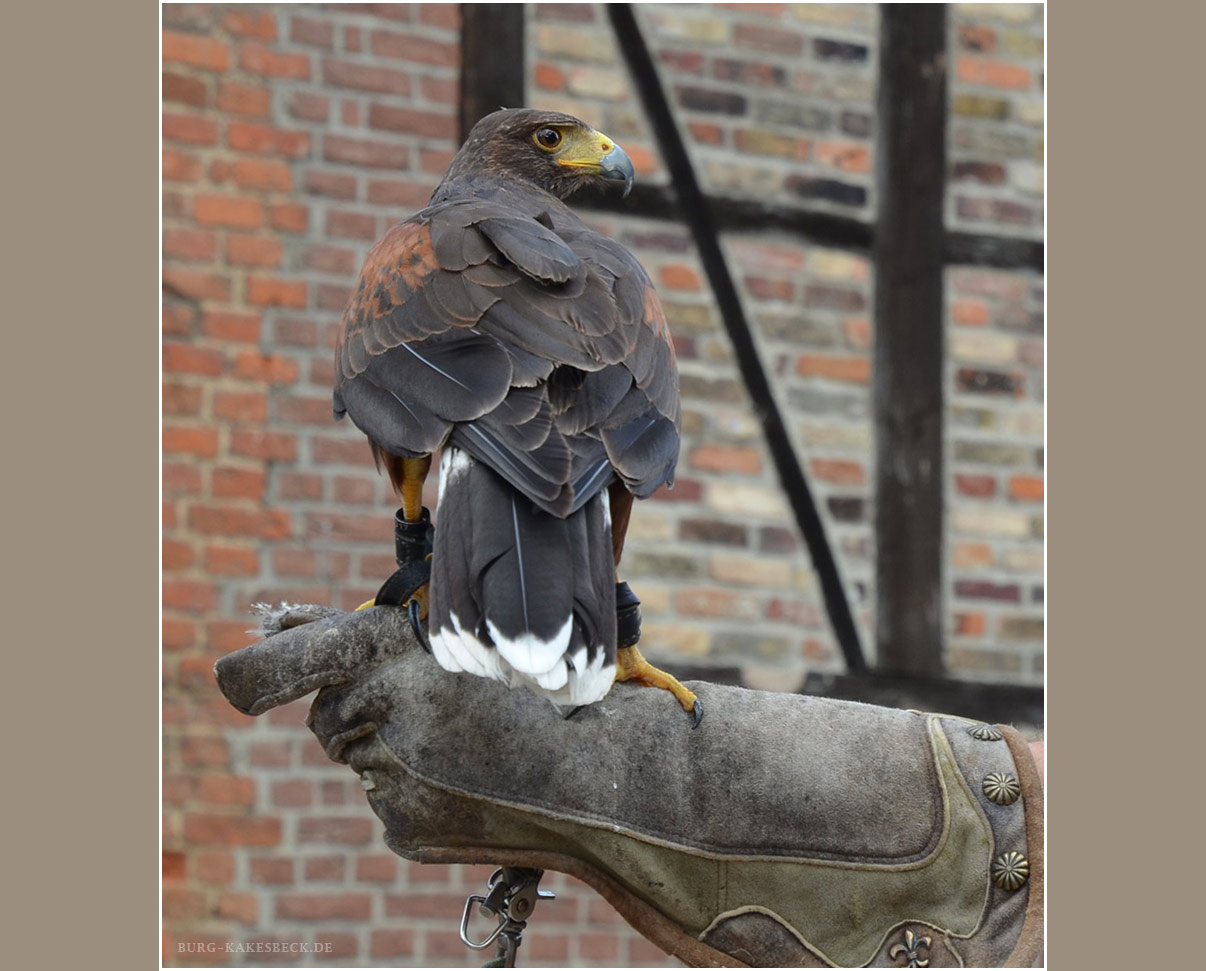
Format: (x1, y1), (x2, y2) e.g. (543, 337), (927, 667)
(991, 851), (1030, 891)
(969, 724), (1003, 742)
(982, 772), (1021, 805)
(889, 929), (932, 967)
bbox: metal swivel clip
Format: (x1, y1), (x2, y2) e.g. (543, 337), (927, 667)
(459, 867), (555, 968)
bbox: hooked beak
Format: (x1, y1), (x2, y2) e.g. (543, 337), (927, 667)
(599, 143), (635, 198)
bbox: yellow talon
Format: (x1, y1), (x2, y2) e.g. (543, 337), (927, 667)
(355, 598), (377, 611)
(615, 645), (699, 715)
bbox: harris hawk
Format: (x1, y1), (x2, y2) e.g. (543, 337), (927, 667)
(334, 108), (698, 723)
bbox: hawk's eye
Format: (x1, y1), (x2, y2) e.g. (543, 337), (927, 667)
(534, 127), (563, 150)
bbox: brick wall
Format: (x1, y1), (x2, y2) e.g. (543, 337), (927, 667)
(163, 3), (1043, 965)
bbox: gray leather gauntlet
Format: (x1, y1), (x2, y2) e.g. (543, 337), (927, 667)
(215, 605), (1043, 968)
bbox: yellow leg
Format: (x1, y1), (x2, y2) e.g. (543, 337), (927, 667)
(360, 455), (433, 612)
(615, 645), (700, 722)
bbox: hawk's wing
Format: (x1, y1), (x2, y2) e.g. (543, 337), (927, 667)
(334, 181), (680, 517)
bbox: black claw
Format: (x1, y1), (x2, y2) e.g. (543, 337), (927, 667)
(408, 598), (431, 654)
(691, 699), (704, 730)
(563, 705), (586, 721)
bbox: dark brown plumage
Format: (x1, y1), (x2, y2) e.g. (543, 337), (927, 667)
(334, 108), (682, 708)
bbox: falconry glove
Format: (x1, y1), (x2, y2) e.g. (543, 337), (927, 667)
(215, 604), (1044, 968)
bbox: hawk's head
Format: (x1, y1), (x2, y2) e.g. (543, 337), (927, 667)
(444, 108), (636, 200)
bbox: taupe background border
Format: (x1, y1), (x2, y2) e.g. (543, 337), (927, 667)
(7, 1), (1199, 967)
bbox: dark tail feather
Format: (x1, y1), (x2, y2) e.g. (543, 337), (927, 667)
(427, 448), (617, 703)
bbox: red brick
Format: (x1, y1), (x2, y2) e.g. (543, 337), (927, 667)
(162, 617), (196, 651)
(953, 541), (995, 569)
(420, 147), (456, 175)
(163, 148), (202, 182)
(195, 850), (236, 884)
(324, 134), (409, 170)
(326, 209), (378, 240)
(735, 22), (803, 55)
(204, 545), (260, 577)
(305, 855), (346, 882)
(797, 354), (871, 383)
(1009, 475), (1044, 502)
(955, 611), (987, 636)
(218, 893), (259, 925)
(163, 71), (208, 108)
(212, 391), (266, 423)
(650, 478), (703, 502)
(212, 467), (267, 500)
(415, 3), (457, 27)
(297, 817), (374, 845)
(322, 57), (412, 95)
(189, 505), (293, 540)
(814, 139), (872, 174)
(162, 383), (202, 417)
(956, 473), (997, 498)
(203, 311), (261, 344)
(246, 276), (308, 309)
(162, 267), (232, 302)
(272, 779), (313, 807)
(304, 245), (358, 277)
(385, 892), (468, 919)
(223, 8), (277, 38)
(163, 501), (177, 529)
(278, 472), (324, 500)
(225, 234), (283, 269)
(163, 425), (219, 458)
(289, 90), (329, 122)
(239, 42), (311, 79)
(810, 459), (865, 485)
(370, 29), (459, 67)
(277, 893), (372, 920)
(163, 886), (207, 920)
(304, 169), (358, 200)
(232, 429), (297, 462)
(356, 854), (398, 883)
(270, 202), (309, 233)
(162, 112), (219, 145)
(251, 857), (295, 884)
(217, 81), (270, 117)
(195, 194), (264, 229)
(181, 734), (228, 767)
(745, 276), (795, 301)
(660, 264), (703, 291)
(580, 934), (619, 961)
(952, 299), (990, 326)
(163, 227), (217, 263)
(844, 316), (873, 349)
(291, 14), (334, 48)
(227, 121), (312, 158)
(186, 814), (282, 846)
(957, 55), (1033, 90)
(199, 775), (257, 807)
(370, 929), (415, 957)
(163, 579), (219, 614)
(365, 178), (430, 208)
(689, 443), (762, 475)
(162, 538), (194, 571)
(368, 103), (457, 139)
(232, 351), (301, 387)
(422, 75), (458, 104)
(163, 30), (230, 71)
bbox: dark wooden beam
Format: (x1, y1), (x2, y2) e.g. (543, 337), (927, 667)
(607, 3), (867, 673)
(458, 4), (525, 141)
(873, 5), (948, 677)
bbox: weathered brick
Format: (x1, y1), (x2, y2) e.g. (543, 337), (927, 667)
(246, 277), (308, 309)
(1009, 475), (1044, 502)
(227, 121), (312, 158)
(954, 579), (1020, 603)
(368, 103), (457, 139)
(277, 893), (372, 920)
(735, 23), (804, 55)
(797, 354), (870, 383)
(163, 148), (202, 182)
(163, 227), (217, 263)
(216, 81), (270, 117)
(297, 817), (374, 845)
(956, 55), (1033, 90)
(370, 28), (459, 66)
(676, 86), (747, 115)
(323, 57), (412, 95)
(189, 505), (292, 540)
(324, 134), (409, 170)
(163, 426), (219, 458)
(163, 112), (219, 145)
(786, 176), (867, 206)
(239, 42), (311, 79)
(956, 367), (1024, 396)
(195, 194), (264, 229)
(163, 71), (208, 108)
(952, 506), (1032, 538)
(162, 30), (230, 71)
(212, 467), (267, 500)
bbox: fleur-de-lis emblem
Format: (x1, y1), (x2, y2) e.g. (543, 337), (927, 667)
(889, 929), (932, 967)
